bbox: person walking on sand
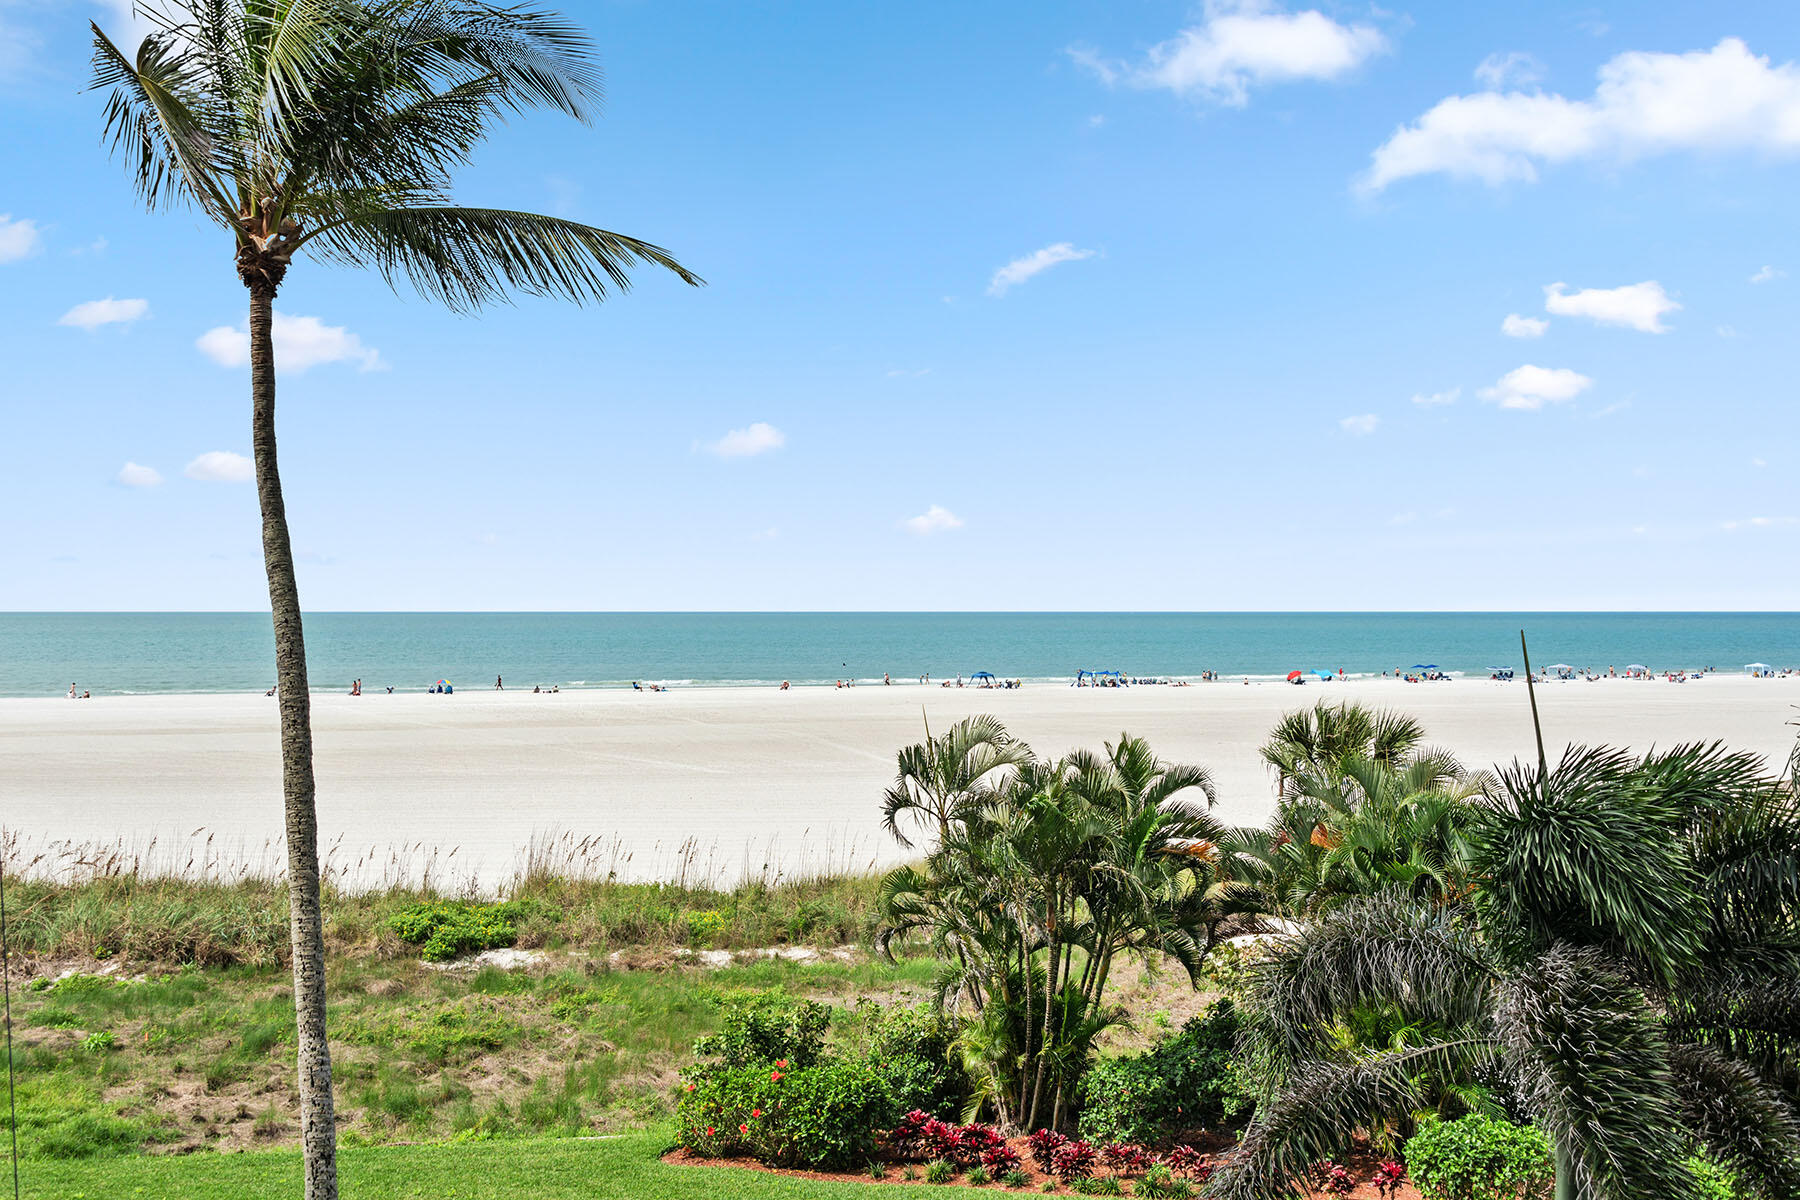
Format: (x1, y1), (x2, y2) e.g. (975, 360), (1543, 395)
(496, 674), (504, 690)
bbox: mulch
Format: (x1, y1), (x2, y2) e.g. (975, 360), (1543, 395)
(662, 1133), (1422, 1198)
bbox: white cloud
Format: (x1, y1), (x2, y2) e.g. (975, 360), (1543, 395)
(1087, 114), (1106, 128)
(1410, 387), (1460, 407)
(196, 311), (384, 371)
(1750, 264), (1784, 283)
(702, 422), (786, 458)
(1475, 51), (1544, 90)
(1365, 38), (1800, 191)
(116, 462), (162, 488)
(1721, 515), (1798, 531)
(1752, 457), (1768, 468)
(988, 243), (1094, 297)
(0, 214), (41, 263)
(1480, 364), (1593, 410)
(184, 451), (255, 483)
(96, 0), (158, 57)
(1717, 324), (1740, 339)
(751, 527), (779, 542)
(1543, 280), (1678, 332)
(59, 296), (149, 330)
(902, 505), (964, 535)
(1501, 313), (1548, 338)
(1388, 511), (1418, 526)
(1339, 413), (1380, 435)
(1076, 1), (1386, 107)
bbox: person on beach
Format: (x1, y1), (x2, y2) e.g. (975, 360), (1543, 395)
(496, 675), (504, 690)
(68, 683), (77, 699)
(779, 680), (790, 690)
(884, 673), (891, 685)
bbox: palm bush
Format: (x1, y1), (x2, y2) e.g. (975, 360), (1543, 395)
(878, 724), (1257, 1130)
(1209, 740), (1800, 1200)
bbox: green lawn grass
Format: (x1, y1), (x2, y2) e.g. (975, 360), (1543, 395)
(18, 1131), (963, 1199)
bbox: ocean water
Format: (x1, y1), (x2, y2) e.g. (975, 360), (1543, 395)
(1, 612), (1797, 697)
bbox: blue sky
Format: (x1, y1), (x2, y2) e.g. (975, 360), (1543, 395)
(2, 1), (1797, 611)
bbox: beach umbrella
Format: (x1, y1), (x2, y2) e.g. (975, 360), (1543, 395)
(1545, 664), (1573, 671)
(1746, 663), (1772, 671)
(1314, 670), (1334, 680)
(437, 679), (450, 688)
(1286, 670), (1303, 682)
(1626, 664), (1647, 672)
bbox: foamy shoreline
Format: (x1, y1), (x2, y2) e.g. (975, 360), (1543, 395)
(6, 675), (1796, 888)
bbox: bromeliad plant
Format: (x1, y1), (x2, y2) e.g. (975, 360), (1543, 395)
(877, 723), (1259, 1131)
(1209, 737), (1800, 1200)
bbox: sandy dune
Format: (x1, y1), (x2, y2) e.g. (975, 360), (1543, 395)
(6, 675), (1796, 887)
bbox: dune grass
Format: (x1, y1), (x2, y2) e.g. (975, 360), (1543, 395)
(3, 865), (887, 966)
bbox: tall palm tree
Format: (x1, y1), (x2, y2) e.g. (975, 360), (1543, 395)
(1209, 742), (1800, 1200)
(89, 4), (699, 1195)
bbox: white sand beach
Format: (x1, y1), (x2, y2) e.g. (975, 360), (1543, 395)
(6, 675), (1796, 888)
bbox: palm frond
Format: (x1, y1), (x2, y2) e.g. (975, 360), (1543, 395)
(299, 205), (700, 309)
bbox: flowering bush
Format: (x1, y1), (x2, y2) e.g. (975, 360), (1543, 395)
(1163, 1145), (1212, 1180)
(674, 1059), (893, 1169)
(1318, 1161), (1356, 1195)
(1100, 1142), (1155, 1174)
(981, 1142), (1023, 1174)
(1372, 1160), (1408, 1197)
(1028, 1128), (1068, 1170)
(1051, 1139), (1099, 1180)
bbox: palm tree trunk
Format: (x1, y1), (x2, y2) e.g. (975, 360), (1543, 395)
(1554, 1141), (1574, 1200)
(249, 285), (338, 1200)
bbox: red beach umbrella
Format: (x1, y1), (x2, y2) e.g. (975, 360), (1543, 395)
(1286, 670), (1303, 682)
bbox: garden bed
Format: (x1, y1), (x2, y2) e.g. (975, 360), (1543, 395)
(664, 1135), (1423, 1199)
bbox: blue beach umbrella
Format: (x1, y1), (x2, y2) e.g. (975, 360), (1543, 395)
(1314, 670), (1334, 680)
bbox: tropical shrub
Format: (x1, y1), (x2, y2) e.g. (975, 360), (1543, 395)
(982, 1142), (1023, 1174)
(924, 1159), (955, 1184)
(1099, 1142), (1155, 1174)
(957, 1123), (1006, 1165)
(1051, 1138), (1099, 1180)
(1028, 1128), (1068, 1170)
(1403, 1115), (1552, 1200)
(675, 1058), (893, 1169)
(1317, 1161), (1356, 1195)
(692, 994), (828, 1069)
(841, 1002), (968, 1119)
(386, 899), (555, 962)
(1371, 1160), (1408, 1197)
(1163, 1144), (1211, 1180)
(1077, 1002), (1250, 1143)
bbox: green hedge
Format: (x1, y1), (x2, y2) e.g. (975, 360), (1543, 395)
(386, 899), (556, 961)
(1077, 1002), (1250, 1144)
(676, 1061), (895, 1169)
(1405, 1114), (1553, 1200)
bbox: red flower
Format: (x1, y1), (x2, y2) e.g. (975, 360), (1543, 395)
(685, 1083), (696, 1092)
(771, 1071), (784, 1081)
(706, 1126), (715, 1137)
(775, 1058), (788, 1068)
(751, 1108), (763, 1118)
(739, 1123), (749, 1134)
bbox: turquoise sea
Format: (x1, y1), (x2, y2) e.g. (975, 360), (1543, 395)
(1, 612), (1796, 697)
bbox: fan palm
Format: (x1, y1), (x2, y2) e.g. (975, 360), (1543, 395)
(1260, 700), (1427, 799)
(1210, 741), (1800, 1200)
(89, 4), (699, 1195)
